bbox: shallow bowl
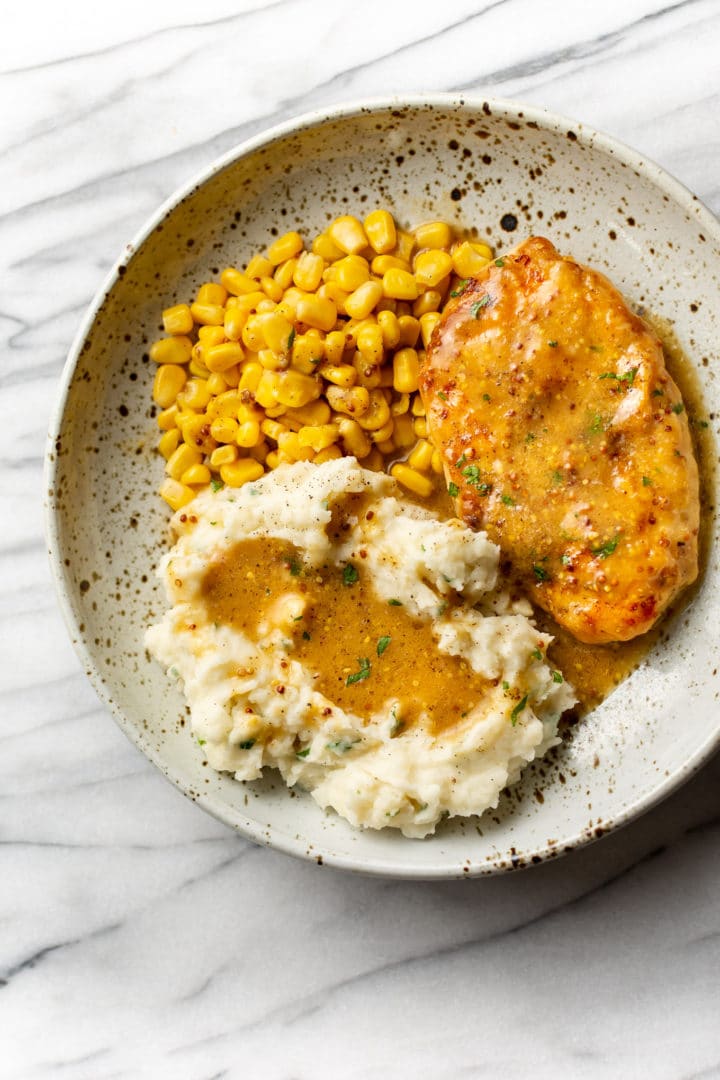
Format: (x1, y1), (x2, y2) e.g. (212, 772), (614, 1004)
(46, 95), (720, 877)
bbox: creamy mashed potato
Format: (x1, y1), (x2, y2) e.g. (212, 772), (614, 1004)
(146, 459), (575, 837)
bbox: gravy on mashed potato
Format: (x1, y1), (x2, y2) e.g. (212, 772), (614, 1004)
(146, 458), (575, 837)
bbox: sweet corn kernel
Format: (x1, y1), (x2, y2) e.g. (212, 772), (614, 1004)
(451, 240), (492, 278)
(206, 390), (240, 420)
(221, 268), (260, 296)
(326, 384), (370, 417)
(356, 389), (391, 431)
(162, 304), (194, 336)
(232, 290), (266, 315)
(220, 458), (265, 487)
(210, 416), (239, 443)
(322, 364), (357, 389)
(295, 295), (337, 332)
(313, 444), (343, 464)
(414, 417), (428, 438)
(260, 276), (283, 302)
(356, 322), (384, 366)
(317, 281), (349, 314)
(182, 463), (212, 486)
(382, 267), (419, 301)
(274, 258), (299, 291)
(153, 364), (187, 408)
(277, 430), (314, 462)
(180, 413), (217, 454)
(241, 315), (266, 352)
(411, 393), (426, 417)
(158, 428), (181, 460)
(377, 309), (401, 349)
(419, 311), (442, 348)
(328, 215), (368, 255)
(197, 282), (227, 306)
(352, 352), (382, 389)
(190, 302), (225, 326)
(157, 404), (179, 431)
(284, 400), (332, 427)
(275, 370), (322, 408)
(397, 315), (421, 348)
(364, 209), (397, 254)
(334, 255), (370, 292)
(390, 393), (410, 416)
(204, 341), (243, 374)
(393, 347), (420, 393)
(415, 221), (453, 251)
(312, 232), (345, 262)
(369, 417), (394, 443)
(372, 254), (410, 275)
(254, 370), (282, 409)
(246, 254), (274, 279)
(408, 439), (435, 472)
(291, 332), (325, 369)
(324, 329), (347, 365)
(293, 251), (325, 292)
(206, 372), (229, 396)
(166, 442), (203, 481)
(260, 418), (287, 443)
(259, 311), (295, 355)
(160, 477), (195, 511)
(267, 231), (304, 266)
(392, 412), (416, 447)
(431, 448), (445, 474)
(238, 362), (263, 395)
(414, 249), (453, 288)
(210, 444), (239, 468)
(391, 462), (433, 497)
(180, 379), (212, 411)
(337, 417), (372, 458)
(297, 423), (340, 452)
(345, 279), (383, 320)
(150, 336), (193, 366)
(237, 419), (261, 448)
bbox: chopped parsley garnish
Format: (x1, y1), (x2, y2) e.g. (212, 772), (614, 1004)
(287, 555), (302, 577)
(482, 393), (491, 402)
(551, 469), (564, 485)
(533, 564), (550, 582)
(210, 477), (224, 492)
(448, 481), (459, 498)
(599, 368), (637, 387)
(437, 390), (447, 402)
(560, 553), (572, 566)
(672, 402), (685, 414)
(302, 630), (311, 641)
(462, 464), (481, 484)
(346, 657), (371, 686)
(510, 695), (528, 726)
(342, 564), (359, 586)
(548, 340), (558, 348)
(296, 746), (311, 759)
(592, 534), (620, 559)
(238, 739), (255, 750)
(455, 453), (467, 468)
(327, 737), (359, 753)
(501, 494), (515, 506)
(642, 475), (652, 487)
(450, 279), (469, 297)
(494, 258), (505, 267)
(470, 295), (492, 318)
(197, 738), (206, 746)
(390, 708), (405, 737)
(436, 601), (448, 617)
(287, 327), (296, 350)
(552, 671), (564, 684)
(502, 681), (510, 691)
(376, 635), (391, 657)
(589, 413), (605, 434)
(652, 388), (664, 397)
(531, 648), (543, 661)
(525, 432), (536, 444)
(388, 598), (402, 606)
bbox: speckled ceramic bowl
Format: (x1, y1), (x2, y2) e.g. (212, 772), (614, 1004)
(46, 96), (720, 877)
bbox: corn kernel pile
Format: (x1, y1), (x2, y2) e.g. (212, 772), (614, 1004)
(150, 210), (493, 510)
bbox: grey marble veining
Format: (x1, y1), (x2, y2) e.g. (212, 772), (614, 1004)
(1, 1), (719, 1076)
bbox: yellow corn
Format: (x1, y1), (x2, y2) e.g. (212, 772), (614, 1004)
(293, 251), (325, 292)
(393, 347), (420, 393)
(377, 309), (401, 349)
(392, 412), (416, 447)
(337, 417), (372, 458)
(203, 341), (242, 374)
(180, 413), (217, 454)
(369, 417), (394, 443)
(241, 315), (266, 352)
(317, 282), (349, 314)
(220, 458), (265, 487)
(153, 364), (187, 408)
(266, 450), (281, 470)
(182, 463), (212, 486)
(166, 443), (203, 481)
(372, 254), (410, 275)
(324, 329), (347, 365)
(297, 423), (339, 452)
(246, 254), (274, 279)
(323, 364), (356, 388)
(210, 416), (239, 443)
(345, 279), (383, 320)
(150, 336), (193, 366)
(312, 232), (345, 262)
(180, 379), (212, 412)
(260, 418), (287, 443)
(210, 444), (238, 468)
(237, 420), (261, 448)
(221, 268), (259, 296)
(162, 304), (194, 336)
(160, 477), (195, 511)
(158, 428), (181, 460)
(364, 209), (397, 254)
(314, 444), (343, 464)
(268, 231), (304, 266)
(296, 295), (337, 332)
(238, 362), (263, 395)
(157, 405), (179, 431)
(277, 431), (314, 462)
(390, 392), (410, 416)
(334, 255), (370, 292)
(222, 364), (240, 388)
(190, 302), (225, 326)
(356, 322), (384, 366)
(411, 393), (426, 417)
(259, 276), (282, 302)
(254, 370), (282, 409)
(328, 215), (368, 255)
(356, 388), (391, 431)
(206, 389), (240, 420)
(415, 221), (453, 251)
(451, 240), (492, 278)
(291, 332), (325, 369)
(419, 311), (442, 348)
(414, 417), (428, 439)
(284, 400), (332, 427)
(256, 311), (293, 355)
(382, 268), (419, 301)
(206, 372), (228, 397)
(275, 370), (322, 409)
(414, 249), (453, 288)
(408, 439), (434, 472)
(197, 282), (227, 307)
(397, 315), (421, 347)
(391, 462), (433, 497)
(326, 385), (370, 417)
(352, 352), (382, 389)
(413, 289), (443, 317)
(431, 448), (444, 474)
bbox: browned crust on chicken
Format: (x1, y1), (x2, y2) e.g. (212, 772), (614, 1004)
(420, 236), (699, 644)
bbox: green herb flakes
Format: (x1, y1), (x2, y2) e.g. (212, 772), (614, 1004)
(437, 390), (448, 402)
(470, 295), (492, 318)
(548, 340), (558, 348)
(450, 279), (469, 298)
(376, 635), (391, 657)
(388, 598), (402, 606)
(642, 475), (652, 487)
(533, 564), (550, 582)
(327, 737), (359, 753)
(210, 478), (224, 492)
(455, 453), (467, 468)
(531, 648), (543, 661)
(448, 481), (459, 498)
(342, 564), (359, 586)
(672, 402), (685, 414)
(346, 657), (371, 686)
(287, 555), (302, 577)
(494, 258), (505, 267)
(501, 494), (515, 506)
(510, 695), (528, 726)
(552, 671), (564, 684)
(296, 747), (311, 759)
(502, 681), (510, 691)
(197, 738), (206, 746)
(302, 630), (311, 641)
(592, 534), (620, 559)
(238, 739), (255, 750)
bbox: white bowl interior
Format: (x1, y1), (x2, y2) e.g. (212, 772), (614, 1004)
(47, 99), (720, 876)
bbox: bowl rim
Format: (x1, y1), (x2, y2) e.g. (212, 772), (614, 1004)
(45, 92), (720, 878)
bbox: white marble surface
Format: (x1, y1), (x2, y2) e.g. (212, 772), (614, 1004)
(2, 1), (720, 1076)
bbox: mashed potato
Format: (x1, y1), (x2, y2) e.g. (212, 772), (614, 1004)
(146, 458), (575, 837)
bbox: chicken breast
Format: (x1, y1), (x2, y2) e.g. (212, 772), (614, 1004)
(420, 236), (699, 644)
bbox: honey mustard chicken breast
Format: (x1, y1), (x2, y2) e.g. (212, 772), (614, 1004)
(420, 236), (699, 644)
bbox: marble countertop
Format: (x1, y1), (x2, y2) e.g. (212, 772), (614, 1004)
(2, 1), (720, 1076)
